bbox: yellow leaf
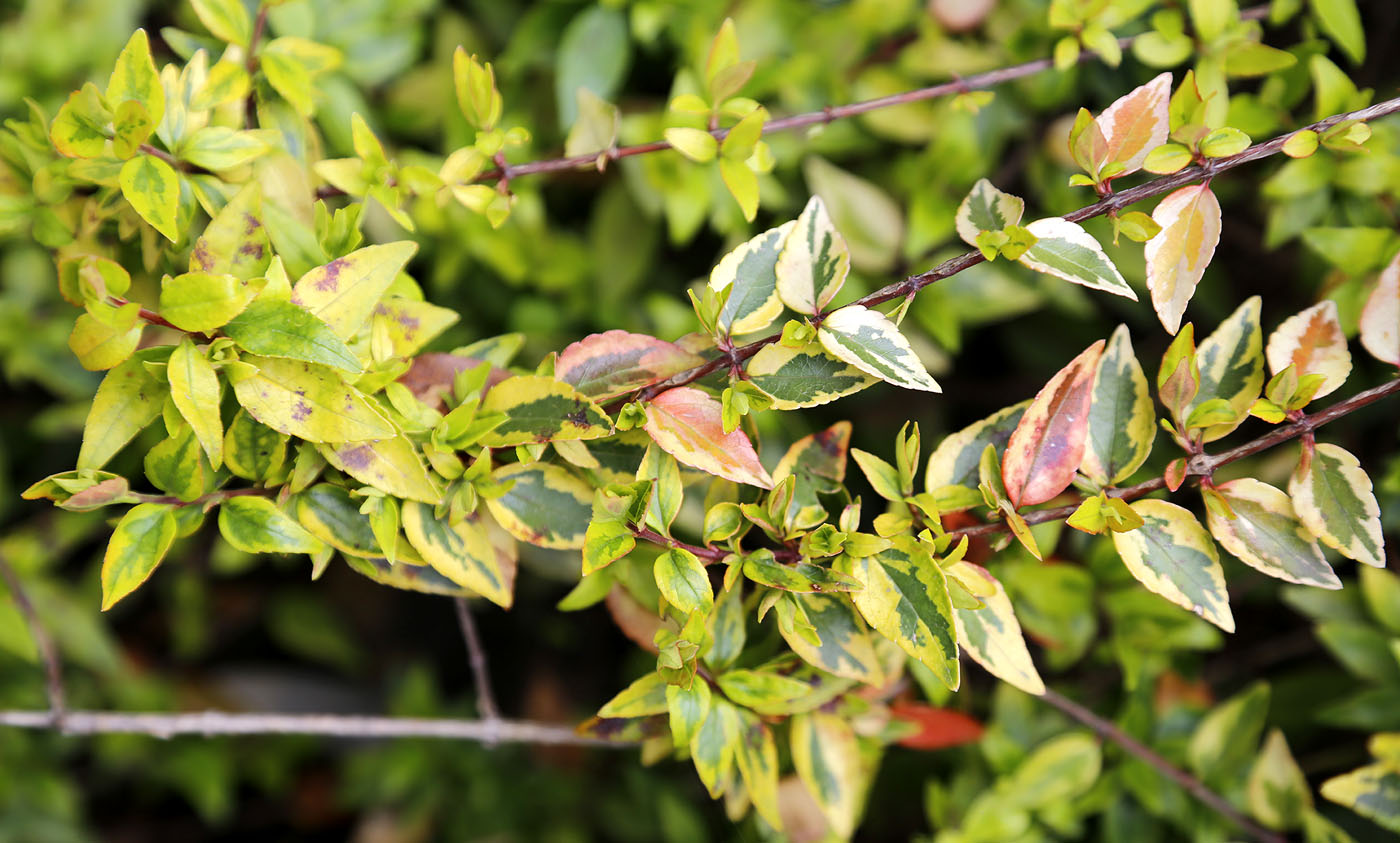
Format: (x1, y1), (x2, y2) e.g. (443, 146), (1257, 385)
(1145, 184), (1221, 334)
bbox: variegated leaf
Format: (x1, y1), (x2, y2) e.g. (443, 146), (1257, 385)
(402, 503), (514, 607)
(294, 484), (423, 562)
(478, 375), (612, 447)
(1081, 326), (1153, 486)
(730, 708), (783, 829)
(643, 387), (772, 488)
(776, 195), (849, 314)
(371, 298), (459, 358)
(230, 356), (394, 443)
(555, 330), (704, 401)
(745, 343), (875, 409)
(818, 305), (940, 392)
(1289, 443), (1385, 568)
(101, 503), (177, 610)
(485, 462), (593, 550)
(709, 222), (793, 336)
(1112, 499), (1234, 632)
(1096, 71), (1172, 178)
(1019, 218), (1135, 300)
(1360, 252), (1400, 367)
(1320, 763), (1400, 834)
(320, 437), (441, 504)
(791, 712), (863, 838)
(953, 563), (1046, 695)
(925, 401), (1029, 503)
(1266, 300), (1352, 400)
(1190, 296), (1264, 442)
(1145, 184), (1222, 334)
(1002, 340), (1105, 508)
(343, 555), (475, 597)
(778, 594), (883, 684)
(955, 178), (1024, 246)
(1207, 478), (1339, 589)
(290, 241), (418, 339)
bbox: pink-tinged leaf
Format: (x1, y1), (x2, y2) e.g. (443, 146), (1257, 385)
(1145, 185), (1222, 335)
(396, 353), (510, 409)
(556, 330), (705, 401)
(644, 387), (773, 488)
(1266, 300), (1353, 400)
(1096, 72), (1172, 179)
(1002, 340), (1105, 508)
(1360, 253), (1400, 367)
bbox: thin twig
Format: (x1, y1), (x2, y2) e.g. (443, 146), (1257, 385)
(1040, 688), (1286, 843)
(453, 598), (501, 725)
(0, 709), (627, 746)
(244, 5), (269, 130)
(0, 555), (66, 727)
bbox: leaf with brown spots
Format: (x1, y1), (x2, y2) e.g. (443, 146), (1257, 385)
(230, 355), (394, 443)
(477, 375), (613, 447)
(320, 436), (441, 503)
(1265, 300), (1352, 400)
(1001, 339), (1105, 508)
(290, 241), (418, 339)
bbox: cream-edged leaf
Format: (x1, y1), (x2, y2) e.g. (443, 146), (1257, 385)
(818, 305), (940, 393)
(1112, 499), (1234, 632)
(1267, 300), (1352, 401)
(643, 387), (772, 488)
(230, 356), (394, 443)
(1189, 296), (1264, 442)
(485, 462), (593, 550)
(709, 222), (793, 336)
(955, 179), (1024, 246)
(1019, 218), (1135, 300)
(1360, 253), (1400, 367)
(478, 375), (612, 447)
(1145, 184), (1222, 334)
(1289, 443), (1385, 568)
(925, 401), (1028, 502)
(745, 343), (875, 409)
(1096, 71), (1172, 178)
(321, 437), (441, 504)
(402, 503), (514, 607)
(1081, 325), (1153, 486)
(776, 196), (850, 314)
(954, 564), (1045, 695)
(1208, 478), (1340, 589)
(290, 241), (418, 339)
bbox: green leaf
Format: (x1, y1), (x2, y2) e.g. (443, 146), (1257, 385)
(230, 356), (394, 443)
(666, 682), (711, 749)
(743, 552), (862, 594)
(1112, 499), (1234, 632)
(1081, 325), (1153, 486)
(955, 179), (1025, 246)
(1289, 443), (1385, 567)
(791, 712), (864, 838)
(1018, 218), (1135, 300)
(776, 195), (850, 315)
(69, 306), (142, 371)
(1003, 733), (1103, 809)
(716, 667), (812, 712)
(484, 462), (593, 550)
(1321, 763), (1400, 833)
(50, 84), (110, 158)
(1248, 729), (1311, 831)
(582, 517), (633, 576)
(101, 503), (177, 610)
(223, 410), (286, 482)
(1309, 0), (1365, 64)
(218, 496), (323, 555)
(120, 154), (180, 242)
(745, 343), (874, 410)
(690, 699), (738, 798)
(1190, 296), (1264, 442)
(954, 564), (1045, 695)
(159, 272), (258, 333)
(78, 353), (167, 470)
(295, 484), (405, 559)
(289, 242), (418, 340)
(321, 438), (441, 504)
(729, 709), (782, 829)
(838, 536), (959, 689)
(1207, 478), (1339, 588)
(654, 549), (713, 617)
(708, 223), (791, 336)
(818, 305), (940, 393)
(565, 89), (620, 159)
(402, 504), (514, 608)
(598, 672), (669, 718)
(720, 158), (759, 222)
(223, 298), (362, 373)
(1189, 682), (1270, 783)
(554, 6), (630, 126)
(107, 30), (164, 126)
(478, 375), (613, 447)
(144, 426), (206, 502)
(779, 593), (882, 684)
(179, 126), (267, 171)
(168, 338), (224, 469)
(190, 0), (251, 46)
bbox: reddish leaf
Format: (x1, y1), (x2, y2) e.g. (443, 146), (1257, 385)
(644, 387), (773, 488)
(1001, 340), (1105, 508)
(1096, 72), (1172, 180)
(397, 352), (509, 409)
(890, 702), (985, 750)
(556, 329), (705, 401)
(1265, 300), (1352, 400)
(1360, 253), (1400, 367)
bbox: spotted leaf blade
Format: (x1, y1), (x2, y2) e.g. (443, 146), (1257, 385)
(745, 343), (875, 409)
(818, 305), (940, 393)
(1266, 300), (1353, 400)
(478, 375), (612, 447)
(1003, 340), (1104, 508)
(643, 387), (772, 488)
(290, 241), (418, 339)
(1081, 326), (1153, 486)
(230, 356), (394, 443)
(709, 223), (792, 336)
(954, 564), (1046, 695)
(1019, 218), (1135, 300)
(776, 196), (850, 314)
(321, 437), (441, 504)
(556, 330), (704, 401)
(1207, 478), (1339, 588)
(1289, 443), (1385, 568)
(1112, 499), (1234, 632)
(1145, 184), (1222, 334)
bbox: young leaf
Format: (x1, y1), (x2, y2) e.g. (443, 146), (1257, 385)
(1190, 296), (1264, 442)
(1095, 71), (1173, 178)
(1019, 218), (1135, 299)
(77, 353), (167, 470)
(924, 401), (1028, 500)
(791, 712), (863, 838)
(321, 438), (441, 504)
(955, 179), (1025, 246)
(372, 298), (460, 358)
(1310, 0), (1365, 64)
(190, 0), (252, 46)
(555, 330), (703, 402)
(643, 387), (772, 488)
(477, 375), (612, 447)
(101, 503), (177, 610)
(1266, 300), (1352, 400)
(745, 343), (875, 409)
(218, 496), (323, 555)
(818, 305), (940, 392)
(1206, 478), (1340, 588)
(654, 549), (713, 617)
(598, 673), (668, 719)
(1289, 443), (1385, 568)
(290, 242), (418, 339)
(230, 356), (395, 443)
(167, 338), (224, 469)
(119, 154), (180, 242)
(776, 195), (850, 314)
(484, 462), (593, 550)
(190, 183), (271, 280)
(1081, 325), (1154, 486)
(1145, 184), (1222, 334)
(742, 554), (862, 594)
(223, 299), (362, 373)
(1002, 340), (1105, 508)
(402, 504), (514, 608)
(708, 222), (793, 336)
(778, 594), (882, 684)
(107, 30), (164, 126)
(1111, 499), (1234, 632)
(1360, 253), (1400, 367)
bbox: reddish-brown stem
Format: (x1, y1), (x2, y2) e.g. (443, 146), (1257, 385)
(132, 487), (272, 508)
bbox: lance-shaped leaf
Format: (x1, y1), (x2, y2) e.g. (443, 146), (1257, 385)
(1112, 499), (1234, 632)
(1018, 218), (1135, 300)
(78, 353), (166, 470)
(955, 179), (1024, 246)
(791, 712), (863, 838)
(730, 709), (782, 830)
(1095, 71), (1172, 178)
(295, 484), (422, 560)
(818, 305), (941, 393)
(1266, 300), (1352, 401)
(1247, 730), (1311, 832)
(107, 30), (164, 125)
(1207, 478), (1338, 588)
(745, 343), (875, 409)
(402, 504), (514, 608)
(779, 593), (882, 684)
(643, 387), (772, 488)
(838, 536), (959, 689)
(1081, 326), (1153, 486)
(120, 153), (180, 242)
(1002, 340), (1104, 508)
(598, 673), (669, 719)
(776, 196), (850, 314)
(321, 437), (441, 504)
(168, 338), (224, 469)
(1145, 184), (1222, 334)
(743, 554), (862, 593)
(230, 356), (394, 443)
(1289, 443), (1385, 568)
(1321, 764), (1400, 834)
(708, 222), (793, 336)
(290, 241), (418, 339)
(101, 503), (177, 610)
(223, 298), (362, 373)
(218, 496), (323, 555)
(925, 401), (1028, 502)
(477, 375), (612, 447)
(954, 564), (1046, 695)
(485, 462), (593, 549)
(1360, 253), (1400, 367)
(1189, 296), (1264, 442)
(555, 330), (704, 401)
